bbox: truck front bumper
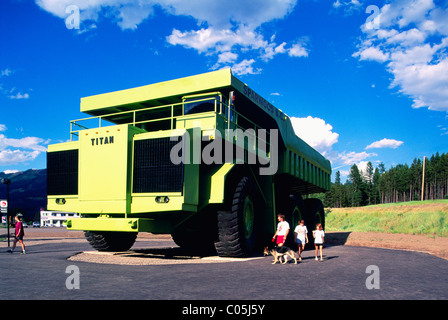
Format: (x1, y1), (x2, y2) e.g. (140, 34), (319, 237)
(67, 217), (172, 234)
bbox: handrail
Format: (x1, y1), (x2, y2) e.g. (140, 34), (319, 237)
(69, 97), (216, 141)
(69, 94), (270, 154)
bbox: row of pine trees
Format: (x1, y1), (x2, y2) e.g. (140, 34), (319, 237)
(322, 152), (448, 208)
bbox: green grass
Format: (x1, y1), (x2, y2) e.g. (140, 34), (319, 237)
(326, 200), (448, 237)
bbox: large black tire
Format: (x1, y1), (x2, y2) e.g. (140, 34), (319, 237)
(282, 193), (305, 247)
(171, 228), (216, 255)
(303, 198), (325, 248)
(215, 176), (257, 257)
(84, 231), (137, 252)
(171, 207), (218, 255)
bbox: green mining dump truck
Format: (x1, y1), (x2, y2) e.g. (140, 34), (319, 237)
(47, 69), (331, 257)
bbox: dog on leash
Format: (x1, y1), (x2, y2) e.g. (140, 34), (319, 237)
(264, 245), (297, 264)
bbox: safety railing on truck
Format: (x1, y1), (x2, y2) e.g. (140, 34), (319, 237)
(70, 94), (221, 140)
(69, 93), (271, 155)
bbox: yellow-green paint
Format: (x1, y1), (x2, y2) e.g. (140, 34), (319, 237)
(48, 69), (331, 235)
(67, 216), (171, 233)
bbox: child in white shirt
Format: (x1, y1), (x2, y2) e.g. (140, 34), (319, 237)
(313, 223), (325, 261)
(294, 219), (308, 261)
(272, 214), (289, 247)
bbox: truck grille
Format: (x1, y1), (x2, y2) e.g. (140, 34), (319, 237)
(47, 149), (79, 195)
(133, 138), (184, 193)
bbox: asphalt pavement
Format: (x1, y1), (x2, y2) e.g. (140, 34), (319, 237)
(1, 236), (447, 301)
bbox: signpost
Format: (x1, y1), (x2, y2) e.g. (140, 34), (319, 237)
(1, 179), (11, 247)
(0, 200), (7, 213)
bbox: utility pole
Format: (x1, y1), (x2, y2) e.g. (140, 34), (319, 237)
(421, 156), (426, 201)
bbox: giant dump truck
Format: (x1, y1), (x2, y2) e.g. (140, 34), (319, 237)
(47, 69), (331, 257)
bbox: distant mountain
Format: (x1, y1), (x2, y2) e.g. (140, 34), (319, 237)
(0, 169), (46, 221)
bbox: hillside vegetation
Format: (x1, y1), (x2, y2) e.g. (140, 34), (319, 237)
(324, 152), (448, 208)
(326, 200), (448, 237)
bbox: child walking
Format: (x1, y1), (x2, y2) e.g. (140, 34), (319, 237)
(313, 223), (324, 261)
(294, 219), (308, 261)
(272, 214), (289, 247)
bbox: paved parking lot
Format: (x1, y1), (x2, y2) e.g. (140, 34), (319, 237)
(1, 234), (447, 301)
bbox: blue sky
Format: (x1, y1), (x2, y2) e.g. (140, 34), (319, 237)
(0, 0), (447, 182)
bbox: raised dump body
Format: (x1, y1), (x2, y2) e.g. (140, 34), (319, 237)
(47, 69), (331, 256)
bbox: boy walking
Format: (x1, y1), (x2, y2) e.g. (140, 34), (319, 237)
(272, 214), (289, 247)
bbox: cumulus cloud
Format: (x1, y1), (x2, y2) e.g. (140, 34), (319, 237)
(337, 151), (377, 166)
(353, 0), (448, 112)
(290, 116), (339, 155)
(290, 116), (380, 175)
(0, 125), (48, 166)
(35, 0), (308, 75)
(231, 60), (261, 76)
(287, 41), (309, 58)
(289, 116), (400, 181)
(352, 46), (389, 62)
(365, 138), (404, 149)
(332, 0), (365, 15)
(0, 150), (41, 166)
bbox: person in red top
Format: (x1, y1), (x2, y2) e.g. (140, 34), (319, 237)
(7, 214), (26, 254)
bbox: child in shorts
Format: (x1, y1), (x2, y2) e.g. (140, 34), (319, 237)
(313, 223), (324, 261)
(294, 219), (308, 261)
(272, 214), (289, 247)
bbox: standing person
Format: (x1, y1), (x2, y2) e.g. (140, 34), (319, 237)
(7, 214), (26, 254)
(313, 223), (324, 261)
(272, 214), (289, 247)
(294, 219), (308, 261)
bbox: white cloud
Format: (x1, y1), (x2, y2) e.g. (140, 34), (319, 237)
(331, 0), (365, 15)
(3, 170), (19, 174)
(337, 151), (377, 165)
(365, 138), (404, 149)
(116, 2), (155, 30)
(9, 92), (29, 100)
(0, 125), (48, 166)
(35, 0), (306, 75)
(289, 116), (381, 176)
(166, 24), (308, 75)
(0, 134), (47, 152)
(231, 60), (261, 76)
(353, 0), (448, 112)
(353, 46), (389, 62)
(288, 42), (309, 58)
(217, 52), (238, 65)
(290, 116), (339, 155)
(0, 150), (40, 166)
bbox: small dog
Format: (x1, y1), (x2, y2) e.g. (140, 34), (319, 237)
(264, 245), (297, 264)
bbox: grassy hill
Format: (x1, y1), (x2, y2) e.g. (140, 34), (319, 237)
(325, 200), (448, 237)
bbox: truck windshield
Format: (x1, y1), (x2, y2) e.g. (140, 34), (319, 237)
(183, 95), (219, 115)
